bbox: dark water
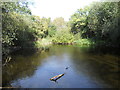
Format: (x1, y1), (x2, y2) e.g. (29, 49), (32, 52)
(2, 45), (120, 88)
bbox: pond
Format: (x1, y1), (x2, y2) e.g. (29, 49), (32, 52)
(2, 45), (120, 88)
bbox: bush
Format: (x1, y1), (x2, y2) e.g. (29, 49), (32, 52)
(74, 39), (94, 46)
(52, 29), (74, 44)
(35, 37), (52, 48)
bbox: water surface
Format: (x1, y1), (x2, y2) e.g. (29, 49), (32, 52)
(2, 45), (120, 88)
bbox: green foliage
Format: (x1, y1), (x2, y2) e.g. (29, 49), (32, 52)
(29, 16), (51, 39)
(2, 2), (54, 55)
(2, 12), (36, 55)
(52, 29), (74, 44)
(51, 17), (75, 44)
(74, 39), (94, 46)
(53, 17), (66, 31)
(2, 2), (31, 14)
(2, 1), (120, 57)
(74, 32), (82, 40)
(69, 6), (90, 34)
(35, 37), (52, 48)
(48, 25), (56, 37)
(70, 2), (120, 47)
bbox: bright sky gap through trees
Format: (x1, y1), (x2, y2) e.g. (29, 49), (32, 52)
(29, 0), (101, 21)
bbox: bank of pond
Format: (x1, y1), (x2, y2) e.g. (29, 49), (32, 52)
(2, 41), (120, 66)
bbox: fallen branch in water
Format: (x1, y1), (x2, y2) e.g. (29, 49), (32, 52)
(50, 66), (70, 82)
(50, 73), (65, 82)
(3, 56), (11, 66)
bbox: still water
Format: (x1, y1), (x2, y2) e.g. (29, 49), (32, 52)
(2, 45), (120, 88)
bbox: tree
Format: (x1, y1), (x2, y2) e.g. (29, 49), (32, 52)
(53, 17), (66, 31)
(70, 2), (120, 47)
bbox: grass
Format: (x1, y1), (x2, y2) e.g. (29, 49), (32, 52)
(74, 39), (94, 46)
(35, 36), (95, 47)
(35, 37), (52, 48)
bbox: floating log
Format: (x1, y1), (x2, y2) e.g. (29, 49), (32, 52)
(50, 73), (65, 82)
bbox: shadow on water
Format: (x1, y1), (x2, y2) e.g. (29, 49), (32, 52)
(2, 45), (120, 88)
(87, 45), (120, 56)
(2, 47), (50, 87)
(70, 46), (120, 88)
